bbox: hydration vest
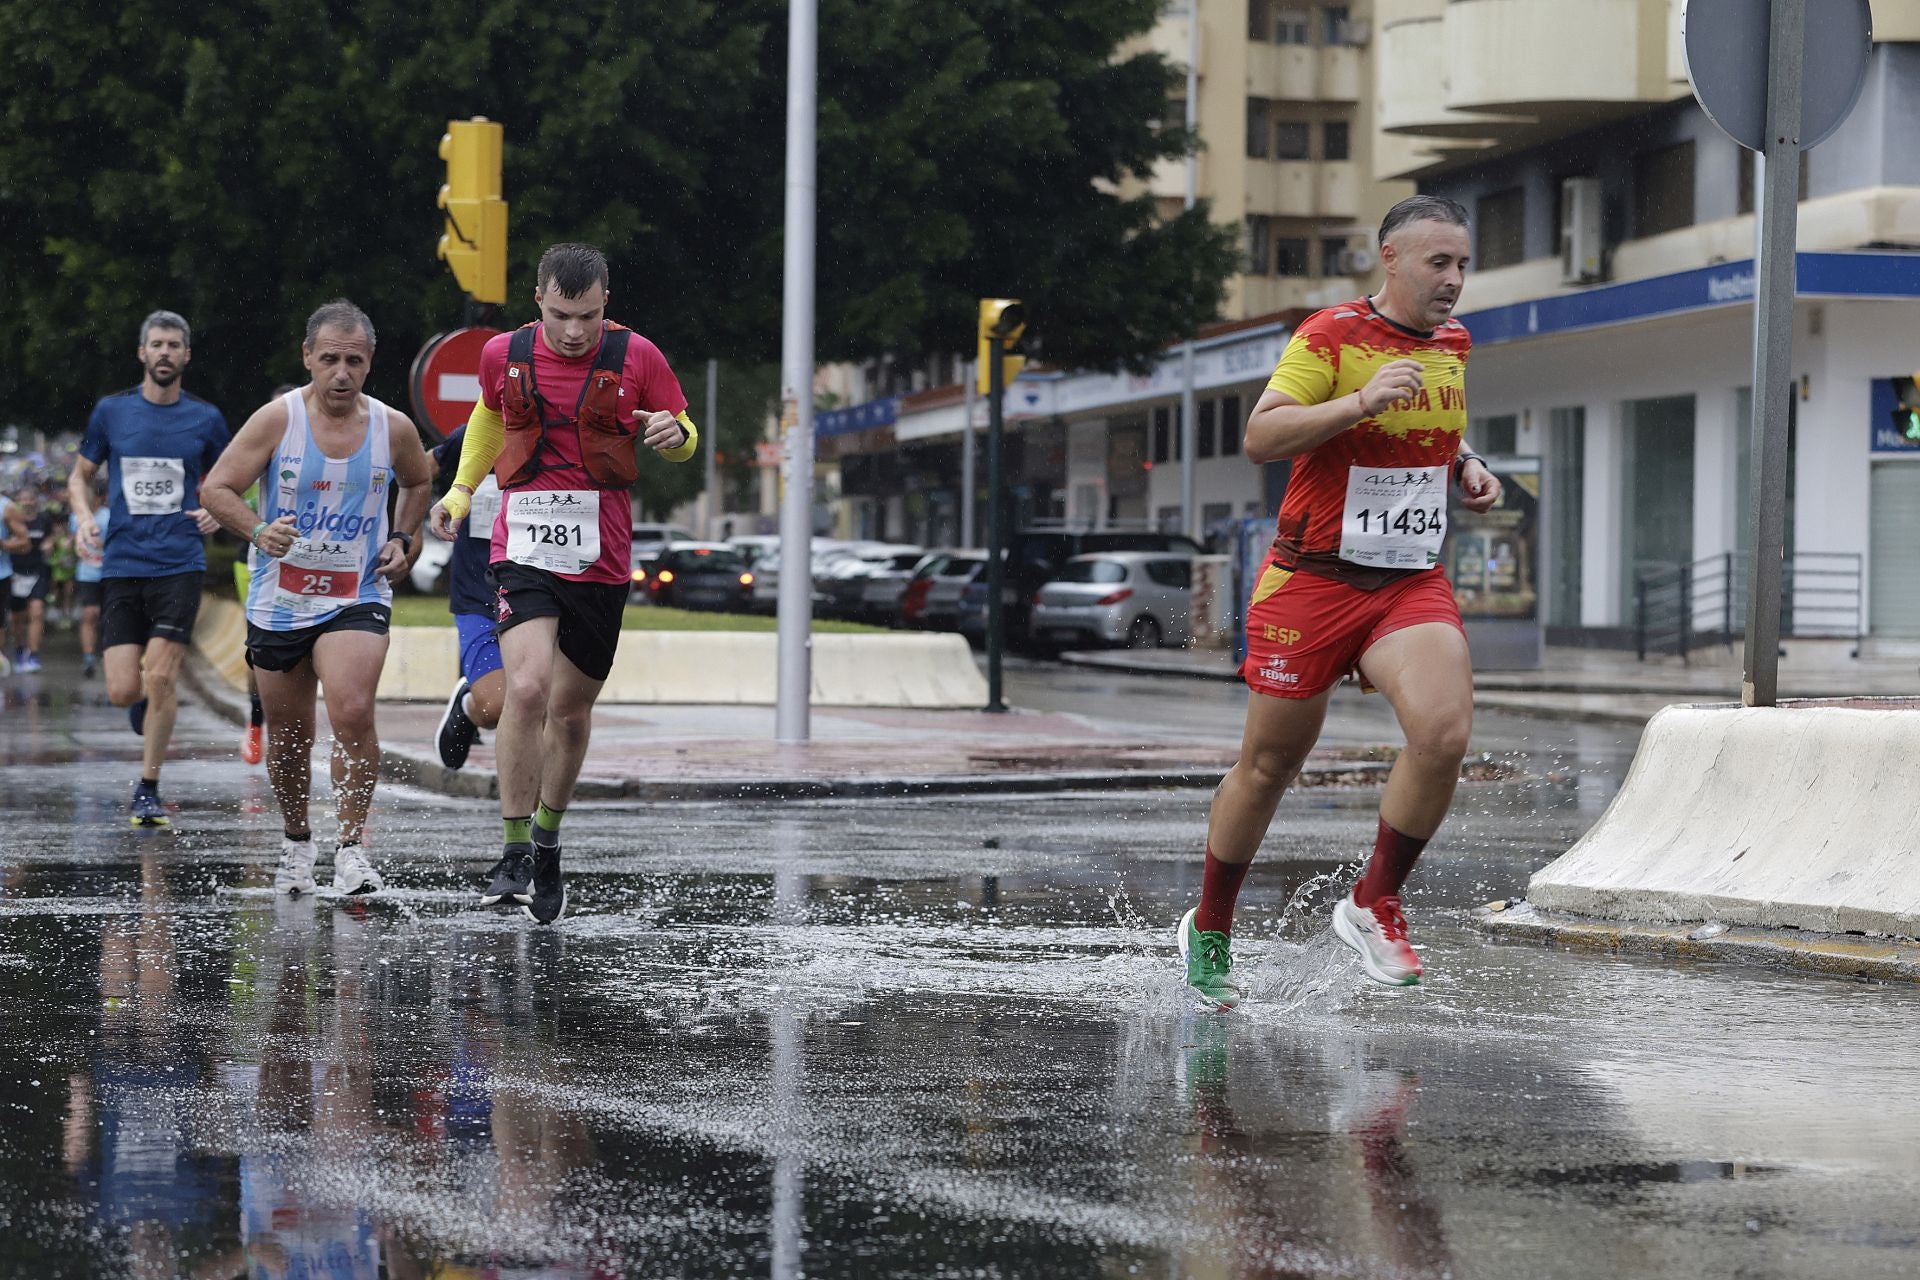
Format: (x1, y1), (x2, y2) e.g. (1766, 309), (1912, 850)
(494, 321), (638, 489)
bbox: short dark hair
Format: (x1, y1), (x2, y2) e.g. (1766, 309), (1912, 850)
(1378, 195), (1470, 247)
(537, 243), (610, 297)
(304, 298), (376, 349)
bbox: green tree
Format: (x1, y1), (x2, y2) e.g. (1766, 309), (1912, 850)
(0, 0), (1236, 452)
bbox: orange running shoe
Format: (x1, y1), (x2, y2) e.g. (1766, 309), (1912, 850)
(241, 722), (264, 765)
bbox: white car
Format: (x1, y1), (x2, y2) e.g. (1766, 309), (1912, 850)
(1029, 552), (1195, 650)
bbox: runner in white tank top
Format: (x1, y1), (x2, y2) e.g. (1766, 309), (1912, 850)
(200, 301), (434, 898)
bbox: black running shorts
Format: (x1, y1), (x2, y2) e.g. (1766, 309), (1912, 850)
(245, 601), (392, 674)
(488, 560), (628, 682)
(102, 571), (203, 648)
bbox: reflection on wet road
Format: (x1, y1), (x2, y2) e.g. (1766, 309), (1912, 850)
(3, 672), (1918, 1277)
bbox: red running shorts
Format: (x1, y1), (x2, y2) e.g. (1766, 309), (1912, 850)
(1240, 562), (1464, 699)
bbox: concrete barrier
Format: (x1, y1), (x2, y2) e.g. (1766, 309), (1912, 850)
(1528, 701), (1920, 939)
(193, 598), (989, 707)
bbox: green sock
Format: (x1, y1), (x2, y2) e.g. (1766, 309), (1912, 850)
(503, 816), (532, 845)
(534, 802), (564, 836)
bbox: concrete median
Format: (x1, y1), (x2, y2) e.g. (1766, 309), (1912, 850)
(1526, 700), (1920, 939)
(195, 596), (990, 708)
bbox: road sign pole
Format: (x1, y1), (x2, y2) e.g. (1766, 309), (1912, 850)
(775, 0), (818, 744)
(1740, 0), (1806, 709)
(986, 345), (1007, 713)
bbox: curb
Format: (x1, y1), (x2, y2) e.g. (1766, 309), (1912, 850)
(181, 652), (1245, 801)
(1471, 899), (1920, 984)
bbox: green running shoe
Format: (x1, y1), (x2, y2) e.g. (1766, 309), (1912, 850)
(1178, 907), (1243, 1010)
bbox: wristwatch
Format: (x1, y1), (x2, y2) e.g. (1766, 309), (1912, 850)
(390, 532), (414, 554)
(1452, 452), (1482, 482)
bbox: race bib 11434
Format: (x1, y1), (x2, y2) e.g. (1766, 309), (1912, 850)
(1338, 465), (1448, 570)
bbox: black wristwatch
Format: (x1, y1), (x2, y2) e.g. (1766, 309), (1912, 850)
(390, 532), (414, 554)
(1452, 452), (1482, 482)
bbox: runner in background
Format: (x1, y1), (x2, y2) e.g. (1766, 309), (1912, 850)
(70, 309), (228, 826)
(9, 485), (55, 673)
(71, 475), (109, 678)
(427, 423), (505, 770)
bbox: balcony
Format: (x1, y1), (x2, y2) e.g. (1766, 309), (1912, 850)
(1377, 0), (1515, 138)
(1443, 0), (1677, 117)
(1247, 43), (1362, 103)
(1247, 160), (1317, 218)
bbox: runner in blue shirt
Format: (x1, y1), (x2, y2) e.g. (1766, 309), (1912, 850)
(68, 310), (228, 826)
(71, 480), (108, 678)
(428, 424), (506, 770)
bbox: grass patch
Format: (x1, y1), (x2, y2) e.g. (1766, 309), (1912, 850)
(387, 594), (888, 633)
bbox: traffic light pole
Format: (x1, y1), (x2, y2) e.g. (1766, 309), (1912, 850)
(985, 343), (1007, 714)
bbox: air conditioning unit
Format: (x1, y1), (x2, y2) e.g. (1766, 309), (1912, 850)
(1560, 176), (1604, 284)
(1337, 18), (1371, 46)
(1336, 246), (1378, 275)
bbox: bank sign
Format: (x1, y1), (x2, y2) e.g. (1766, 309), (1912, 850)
(1871, 377), (1920, 453)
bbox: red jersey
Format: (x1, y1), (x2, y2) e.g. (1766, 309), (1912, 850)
(478, 323), (688, 584)
(1265, 298), (1470, 588)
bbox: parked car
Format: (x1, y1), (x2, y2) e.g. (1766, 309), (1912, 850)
(630, 522), (697, 584)
(1029, 552), (1194, 650)
(817, 543), (924, 620)
(727, 534), (781, 568)
(1002, 528), (1205, 647)
(899, 551), (986, 630)
(644, 542), (756, 612)
(746, 539), (850, 613)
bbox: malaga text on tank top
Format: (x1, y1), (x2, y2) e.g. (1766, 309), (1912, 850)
(245, 390), (394, 631)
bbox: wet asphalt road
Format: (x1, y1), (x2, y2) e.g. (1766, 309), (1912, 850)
(3, 656), (1919, 1278)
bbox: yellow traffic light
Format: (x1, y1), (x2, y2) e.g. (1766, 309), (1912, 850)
(977, 298), (1026, 393)
(436, 117), (508, 304)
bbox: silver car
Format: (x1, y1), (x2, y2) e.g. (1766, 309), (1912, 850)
(1029, 552), (1194, 650)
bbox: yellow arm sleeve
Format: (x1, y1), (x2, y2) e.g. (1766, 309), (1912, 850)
(442, 402), (506, 521)
(657, 411), (699, 464)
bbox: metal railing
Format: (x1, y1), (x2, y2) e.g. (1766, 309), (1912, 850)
(1635, 551), (1864, 662)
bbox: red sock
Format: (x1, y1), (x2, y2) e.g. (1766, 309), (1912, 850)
(1353, 818), (1429, 908)
(1194, 846), (1251, 935)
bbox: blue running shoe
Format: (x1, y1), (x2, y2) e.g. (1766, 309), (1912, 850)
(129, 783), (168, 827)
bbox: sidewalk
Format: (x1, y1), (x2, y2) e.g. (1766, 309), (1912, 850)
(1063, 640), (1920, 723)
(186, 655), (1409, 802)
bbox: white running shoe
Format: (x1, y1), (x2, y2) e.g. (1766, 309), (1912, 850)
(331, 844), (385, 896)
(274, 838), (317, 896)
(1331, 893), (1424, 987)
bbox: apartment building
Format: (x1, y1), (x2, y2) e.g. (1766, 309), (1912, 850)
(778, 2), (1409, 547)
(1376, 0), (1920, 643)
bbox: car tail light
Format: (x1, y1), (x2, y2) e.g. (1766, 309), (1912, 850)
(630, 569), (647, 583)
(656, 570), (675, 584)
(1032, 591), (1046, 607)
(1095, 588), (1133, 606)
(739, 573), (754, 586)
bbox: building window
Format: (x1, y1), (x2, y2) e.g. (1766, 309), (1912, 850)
(1275, 237), (1311, 277)
(1322, 120), (1350, 162)
(1248, 0), (1271, 41)
(1162, 96), (1186, 132)
(1632, 140), (1696, 238)
(1246, 216), (1273, 275)
(1220, 394), (1242, 455)
(1246, 99), (1270, 159)
(1198, 399), (1217, 459)
(1274, 6), (1311, 44)
(1321, 238), (1348, 278)
(1476, 187), (1526, 270)
(1273, 120), (1311, 160)
(1152, 406), (1183, 463)
(1474, 414), (1519, 457)
(1323, 6), (1351, 45)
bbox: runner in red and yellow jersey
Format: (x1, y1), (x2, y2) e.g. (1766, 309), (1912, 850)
(1178, 196), (1503, 1004)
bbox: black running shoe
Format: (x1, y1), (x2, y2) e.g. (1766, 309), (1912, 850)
(129, 697), (148, 737)
(526, 844), (566, 925)
(480, 844), (535, 906)
(435, 678), (480, 770)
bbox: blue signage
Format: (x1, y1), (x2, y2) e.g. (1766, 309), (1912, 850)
(1871, 377), (1920, 452)
(814, 395), (901, 440)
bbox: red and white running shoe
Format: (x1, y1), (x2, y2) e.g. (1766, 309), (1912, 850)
(1332, 894), (1424, 987)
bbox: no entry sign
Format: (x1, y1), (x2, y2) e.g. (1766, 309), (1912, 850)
(408, 326), (501, 439)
